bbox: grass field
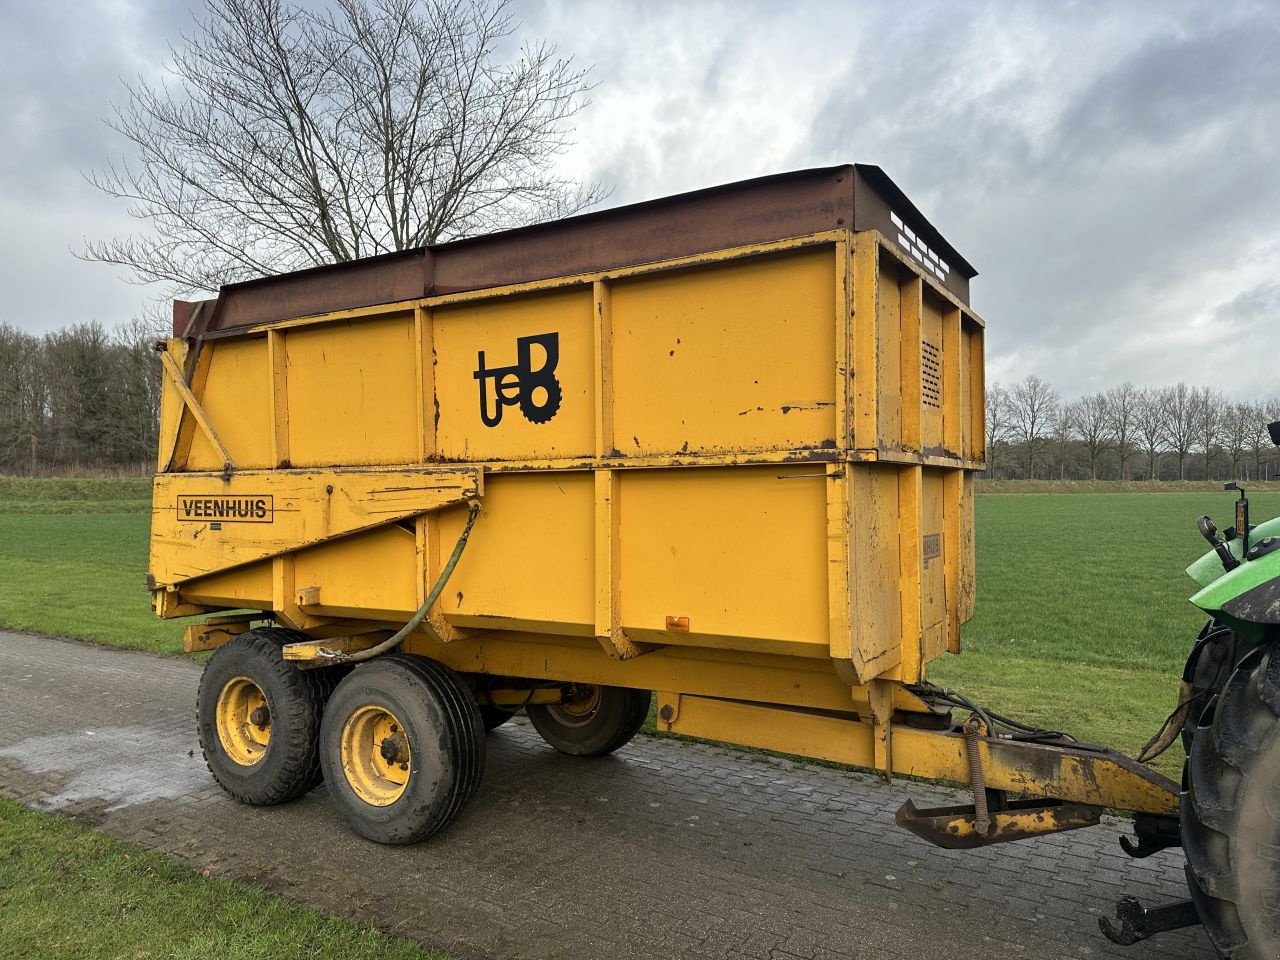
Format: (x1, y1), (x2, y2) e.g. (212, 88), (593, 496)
(2, 477), (1274, 776)
(0, 796), (443, 960)
(0, 478), (172, 652)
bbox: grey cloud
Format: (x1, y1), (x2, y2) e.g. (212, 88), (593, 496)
(0, 2), (190, 196)
(798, 1), (1280, 397)
(1053, 21), (1279, 161)
(5, 0), (1279, 404)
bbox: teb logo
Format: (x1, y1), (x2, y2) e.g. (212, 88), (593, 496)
(473, 332), (562, 427)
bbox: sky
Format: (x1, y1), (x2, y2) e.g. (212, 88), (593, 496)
(2, 0), (1278, 399)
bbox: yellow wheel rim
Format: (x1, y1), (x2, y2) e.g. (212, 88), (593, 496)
(557, 684), (601, 719)
(340, 705), (411, 807)
(215, 676), (271, 766)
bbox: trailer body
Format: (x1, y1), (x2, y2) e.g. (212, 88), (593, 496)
(150, 165), (1177, 845)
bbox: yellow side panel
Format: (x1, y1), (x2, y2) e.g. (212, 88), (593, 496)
(919, 291), (945, 454)
(188, 339), (272, 471)
(156, 341), (187, 471)
(874, 254), (903, 452)
(965, 319), (986, 464)
(433, 289), (594, 461)
(919, 469), (947, 666)
(180, 559), (273, 609)
(617, 466), (829, 653)
(848, 464), (902, 678)
(294, 525), (418, 619)
(611, 250), (837, 456)
(958, 471), (977, 627)
(286, 314), (418, 467)
(437, 473), (594, 633)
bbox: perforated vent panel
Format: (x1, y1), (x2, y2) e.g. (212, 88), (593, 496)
(922, 341), (941, 409)
(891, 211), (951, 282)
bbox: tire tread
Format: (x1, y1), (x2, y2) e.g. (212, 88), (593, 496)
(197, 627), (340, 805)
(1183, 647), (1280, 958)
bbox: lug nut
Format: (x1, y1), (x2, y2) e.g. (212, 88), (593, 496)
(249, 706), (270, 728)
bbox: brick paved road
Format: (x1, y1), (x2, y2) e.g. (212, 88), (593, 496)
(0, 631), (1214, 960)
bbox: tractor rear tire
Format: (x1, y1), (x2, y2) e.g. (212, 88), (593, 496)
(196, 627), (333, 805)
(1181, 620), (1236, 754)
(1182, 644), (1280, 959)
(320, 654), (485, 844)
(527, 684), (651, 757)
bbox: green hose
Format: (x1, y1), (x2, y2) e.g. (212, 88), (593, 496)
(333, 499), (482, 664)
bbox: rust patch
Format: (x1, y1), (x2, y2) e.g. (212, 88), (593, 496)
(193, 164), (977, 337)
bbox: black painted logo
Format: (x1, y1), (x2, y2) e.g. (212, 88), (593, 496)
(473, 332), (562, 427)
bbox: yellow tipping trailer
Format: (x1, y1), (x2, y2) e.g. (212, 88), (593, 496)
(149, 165), (1175, 857)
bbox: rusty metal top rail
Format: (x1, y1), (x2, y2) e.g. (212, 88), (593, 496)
(174, 164), (979, 338)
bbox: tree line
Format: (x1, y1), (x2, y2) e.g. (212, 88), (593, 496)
(0, 321), (162, 475)
(988, 376), (1280, 482)
(4, 324), (1279, 480)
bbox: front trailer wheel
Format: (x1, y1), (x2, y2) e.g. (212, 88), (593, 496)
(527, 684), (651, 757)
(320, 655), (485, 844)
(196, 627), (336, 805)
(1183, 645), (1280, 958)
(479, 705), (517, 732)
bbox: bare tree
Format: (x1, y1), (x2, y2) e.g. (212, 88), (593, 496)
(1106, 381), (1139, 480)
(1135, 387), (1166, 480)
(1072, 392), (1111, 480)
(83, 0), (606, 295)
(107, 319), (166, 465)
(1050, 402), (1076, 480)
(0, 325), (45, 474)
(1221, 402), (1252, 481)
(984, 381), (1014, 477)
(1010, 375), (1058, 480)
(1160, 382), (1197, 481)
(1250, 400), (1280, 481)
(1193, 386), (1226, 479)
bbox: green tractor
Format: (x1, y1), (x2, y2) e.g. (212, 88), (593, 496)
(1108, 421), (1280, 957)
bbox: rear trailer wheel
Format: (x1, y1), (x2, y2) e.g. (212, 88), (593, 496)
(320, 655), (485, 844)
(1183, 645), (1280, 959)
(196, 627), (333, 805)
(527, 684), (651, 757)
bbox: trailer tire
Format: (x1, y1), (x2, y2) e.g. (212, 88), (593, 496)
(479, 706), (517, 732)
(320, 655), (485, 844)
(196, 627), (331, 805)
(527, 685), (650, 757)
(1182, 645), (1280, 959)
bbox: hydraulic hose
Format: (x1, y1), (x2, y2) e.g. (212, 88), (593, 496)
(336, 500), (483, 664)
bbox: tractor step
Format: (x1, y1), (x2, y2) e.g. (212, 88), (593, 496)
(895, 797), (1102, 849)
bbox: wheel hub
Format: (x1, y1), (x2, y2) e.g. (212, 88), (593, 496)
(340, 705), (411, 806)
(214, 675), (271, 766)
(556, 684), (601, 719)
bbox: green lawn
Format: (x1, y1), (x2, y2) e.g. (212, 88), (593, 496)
(0, 797), (443, 960)
(0, 509), (178, 653)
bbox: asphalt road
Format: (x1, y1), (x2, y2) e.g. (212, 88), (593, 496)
(0, 630), (1215, 960)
